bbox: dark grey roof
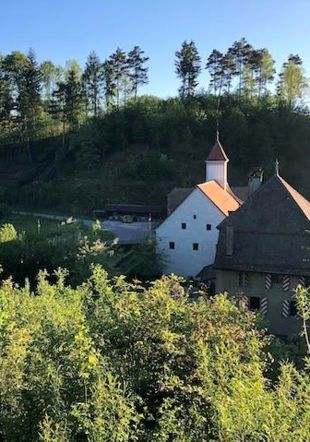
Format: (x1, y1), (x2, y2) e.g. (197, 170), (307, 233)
(215, 174), (310, 276)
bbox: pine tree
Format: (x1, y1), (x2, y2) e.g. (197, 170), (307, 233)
(206, 49), (224, 96)
(227, 38), (253, 94)
(109, 48), (128, 107)
(0, 56), (13, 132)
(64, 68), (85, 129)
(127, 46), (149, 100)
(244, 49), (275, 98)
(82, 51), (103, 116)
(17, 49), (42, 158)
(102, 59), (116, 108)
(175, 40), (201, 98)
(49, 81), (67, 148)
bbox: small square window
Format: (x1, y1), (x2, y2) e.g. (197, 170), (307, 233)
(206, 224), (211, 231)
(181, 222), (187, 230)
(193, 215), (197, 219)
(169, 241), (175, 250)
(249, 296), (260, 311)
(289, 300), (298, 317)
(193, 243), (199, 251)
(271, 274), (282, 285)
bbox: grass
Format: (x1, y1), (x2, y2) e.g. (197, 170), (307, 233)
(1, 213), (115, 241)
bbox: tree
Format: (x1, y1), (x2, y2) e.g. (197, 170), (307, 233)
(254, 49), (275, 97)
(0, 55), (13, 133)
(127, 46), (149, 100)
(206, 49), (224, 96)
(227, 38), (253, 94)
(277, 54), (308, 108)
(49, 81), (67, 147)
(17, 49), (42, 159)
(102, 59), (116, 108)
(40, 60), (63, 102)
(175, 40), (201, 98)
(109, 48), (128, 107)
(82, 51), (103, 116)
(64, 68), (85, 130)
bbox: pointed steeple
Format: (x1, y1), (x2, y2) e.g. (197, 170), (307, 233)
(207, 133), (229, 162)
(205, 133), (229, 190)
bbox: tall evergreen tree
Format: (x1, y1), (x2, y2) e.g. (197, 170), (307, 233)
(206, 49), (224, 96)
(17, 49), (42, 157)
(227, 38), (253, 94)
(82, 51), (103, 116)
(175, 40), (201, 98)
(102, 59), (116, 108)
(109, 48), (128, 107)
(127, 46), (149, 100)
(0, 56), (13, 132)
(49, 81), (67, 148)
(64, 68), (85, 129)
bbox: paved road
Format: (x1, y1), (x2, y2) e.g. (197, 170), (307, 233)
(13, 211), (155, 244)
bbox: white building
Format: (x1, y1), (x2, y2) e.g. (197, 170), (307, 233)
(155, 136), (240, 277)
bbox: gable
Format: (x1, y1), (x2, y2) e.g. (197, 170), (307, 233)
(156, 187), (225, 232)
(218, 175), (310, 234)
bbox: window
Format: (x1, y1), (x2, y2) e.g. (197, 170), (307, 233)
(271, 274), (283, 285)
(181, 222), (187, 230)
(193, 215), (197, 219)
(206, 224), (212, 231)
(249, 296), (260, 311)
(289, 300), (298, 317)
(169, 242), (175, 250)
(193, 243), (199, 251)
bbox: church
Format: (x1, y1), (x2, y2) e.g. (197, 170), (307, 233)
(155, 135), (240, 277)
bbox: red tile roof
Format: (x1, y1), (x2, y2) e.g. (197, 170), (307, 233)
(197, 181), (240, 216)
(207, 140), (229, 162)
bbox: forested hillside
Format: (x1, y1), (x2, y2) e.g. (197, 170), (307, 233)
(0, 39), (309, 213)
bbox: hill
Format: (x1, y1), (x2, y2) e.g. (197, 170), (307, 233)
(0, 95), (309, 215)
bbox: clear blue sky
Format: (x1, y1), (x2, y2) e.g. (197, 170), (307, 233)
(2, 0), (310, 97)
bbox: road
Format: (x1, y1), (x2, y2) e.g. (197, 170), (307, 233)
(13, 211), (155, 244)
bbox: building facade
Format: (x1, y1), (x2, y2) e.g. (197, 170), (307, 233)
(156, 137), (240, 277)
(215, 172), (310, 335)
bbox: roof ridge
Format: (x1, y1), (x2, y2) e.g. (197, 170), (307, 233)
(278, 175), (310, 221)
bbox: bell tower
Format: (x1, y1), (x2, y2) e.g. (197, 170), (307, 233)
(205, 133), (229, 190)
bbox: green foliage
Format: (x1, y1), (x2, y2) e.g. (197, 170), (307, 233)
(0, 217), (117, 286)
(0, 223), (17, 242)
(0, 271), (309, 441)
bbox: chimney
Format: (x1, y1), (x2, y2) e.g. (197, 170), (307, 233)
(248, 167), (263, 195)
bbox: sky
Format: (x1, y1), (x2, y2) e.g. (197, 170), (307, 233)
(1, 0), (310, 97)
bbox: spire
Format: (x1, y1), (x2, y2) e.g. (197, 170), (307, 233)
(207, 135), (229, 162)
(275, 159), (280, 176)
(205, 133), (229, 190)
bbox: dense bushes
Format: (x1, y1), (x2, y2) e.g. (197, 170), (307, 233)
(0, 270), (309, 441)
